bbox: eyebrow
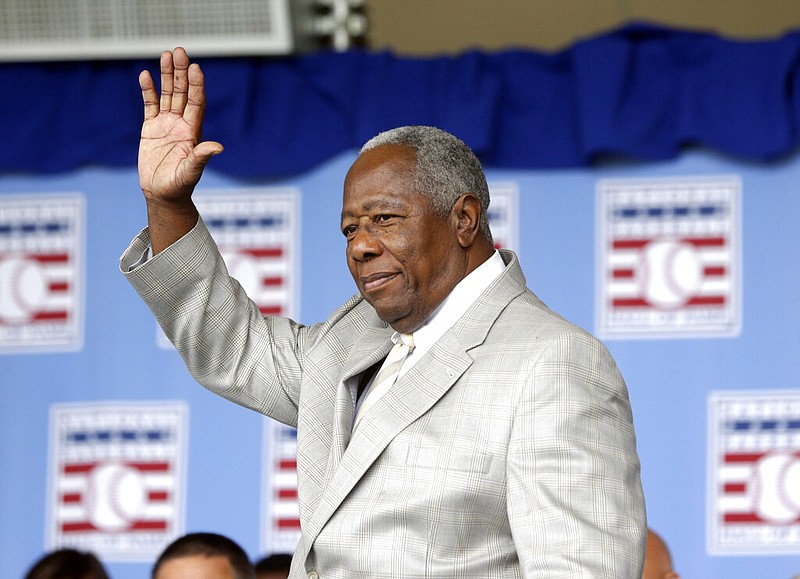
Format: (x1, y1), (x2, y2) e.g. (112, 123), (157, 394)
(341, 197), (409, 220)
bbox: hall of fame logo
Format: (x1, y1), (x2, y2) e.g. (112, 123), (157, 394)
(0, 193), (84, 353)
(596, 176), (740, 339)
(707, 390), (800, 554)
(47, 402), (188, 561)
(157, 188), (300, 348)
(260, 420), (301, 555)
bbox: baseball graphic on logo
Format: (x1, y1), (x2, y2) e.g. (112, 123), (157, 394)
(639, 238), (703, 307)
(85, 462), (147, 531)
(0, 255), (47, 323)
(753, 452), (800, 524)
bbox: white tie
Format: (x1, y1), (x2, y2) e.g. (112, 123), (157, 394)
(353, 333), (415, 430)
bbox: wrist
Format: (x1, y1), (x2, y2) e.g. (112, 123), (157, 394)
(145, 198), (199, 254)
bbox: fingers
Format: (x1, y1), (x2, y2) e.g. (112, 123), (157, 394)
(171, 47), (190, 114)
(184, 62), (207, 134)
(139, 70), (159, 120)
(153, 47), (202, 123)
(159, 50), (174, 113)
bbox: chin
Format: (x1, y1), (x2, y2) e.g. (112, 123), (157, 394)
(366, 297), (405, 322)
(375, 310), (412, 331)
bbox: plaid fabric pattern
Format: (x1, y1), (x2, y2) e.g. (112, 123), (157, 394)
(122, 218), (646, 578)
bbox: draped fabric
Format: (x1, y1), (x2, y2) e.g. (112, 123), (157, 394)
(2, 23), (800, 178)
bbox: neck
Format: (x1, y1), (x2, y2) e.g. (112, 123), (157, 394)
(463, 238), (496, 277)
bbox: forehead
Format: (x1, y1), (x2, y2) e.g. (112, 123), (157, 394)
(355, 142), (416, 168)
(342, 144), (421, 212)
(346, 144), (415, 184)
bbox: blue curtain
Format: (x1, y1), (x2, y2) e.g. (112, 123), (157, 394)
(2, 23), (800, 177)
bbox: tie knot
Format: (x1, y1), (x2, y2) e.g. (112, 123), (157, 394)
(399, 332), (415, 352)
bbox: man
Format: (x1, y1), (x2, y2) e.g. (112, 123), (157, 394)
(152, 532), (256, 579)
(642, 529), (680, 579)
(121, 47), (646, 578)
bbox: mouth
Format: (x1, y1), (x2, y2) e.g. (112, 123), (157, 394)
(360, 271), (399, 293)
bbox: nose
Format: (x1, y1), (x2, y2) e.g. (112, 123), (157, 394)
(348, 224), (382, 262)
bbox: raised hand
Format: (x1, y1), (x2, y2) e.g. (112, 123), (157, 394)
(138, 47), (223, 252)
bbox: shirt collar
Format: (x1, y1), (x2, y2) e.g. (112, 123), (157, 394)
(408, 250), (505, 355)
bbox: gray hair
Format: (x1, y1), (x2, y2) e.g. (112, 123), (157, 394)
(360, 126), (493, 242)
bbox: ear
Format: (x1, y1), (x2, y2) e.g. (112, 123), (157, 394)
(449, 194), (483, 248)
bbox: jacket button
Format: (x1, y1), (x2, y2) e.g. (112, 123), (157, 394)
(307, 572), (319, 579)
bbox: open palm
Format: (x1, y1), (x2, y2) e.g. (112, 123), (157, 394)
(138, 48), (223, 206)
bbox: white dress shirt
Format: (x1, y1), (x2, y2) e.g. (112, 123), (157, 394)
(351, 250), (506, 412)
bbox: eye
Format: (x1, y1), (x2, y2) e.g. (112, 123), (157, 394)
(341, 223), (357, 239)
(375, 214), (395, 224)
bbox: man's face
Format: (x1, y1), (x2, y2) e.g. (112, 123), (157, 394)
(341, 144), (466, 333)
(155, 554), (236, 579)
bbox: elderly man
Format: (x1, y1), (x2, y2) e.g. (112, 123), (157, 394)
(121, 47), (646, 578)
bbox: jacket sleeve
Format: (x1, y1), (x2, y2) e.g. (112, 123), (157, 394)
(120, 217), (310, 427)
(506, 330), (647, 578)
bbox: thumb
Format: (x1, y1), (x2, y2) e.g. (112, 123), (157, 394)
(194, 140), (224, 162)
(182, 141), (224, 186)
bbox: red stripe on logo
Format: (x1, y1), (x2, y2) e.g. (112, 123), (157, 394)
(612, 239), (650, 249)
(724, 452), (766, 463)
(612, 269), (635, 279)
(612, 298), (649, 307)
(63, 463), (96, 474)
(723, 513), (762, 523)
(723, 483), (747, 494)
(32, 253), (69, 264)
(127, 461), (170, 472)
(685, 237), (725, 247)
(277, 518), (301, 529)
(241, 248), (284, 258)
(129, 520), (168, 531)
(33, 311), (69, 321)
(61, 522), (97, 533)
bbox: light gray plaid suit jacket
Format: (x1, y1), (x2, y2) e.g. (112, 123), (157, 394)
(121, 218), (646, 578)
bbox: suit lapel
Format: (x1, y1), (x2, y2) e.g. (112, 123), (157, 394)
(303, 250), (529, 549)
(354, 329), (472, 439)
(304, 329), (473, 547)
(321, 326), (393, 484)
